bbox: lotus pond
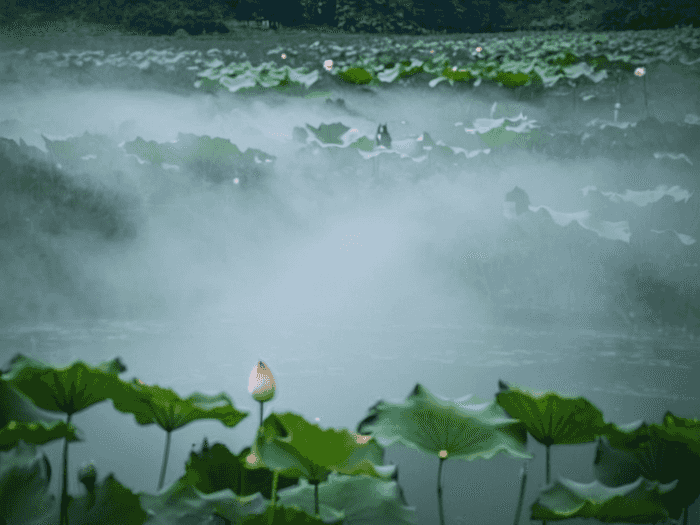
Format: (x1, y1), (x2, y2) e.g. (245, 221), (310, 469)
(0, 19), (699, 525)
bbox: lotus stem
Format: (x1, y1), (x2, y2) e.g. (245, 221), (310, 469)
(512, 460), (528, 525)
(642, 73), (649, 118)
(259, 400), (265, 429)
(157, 430), (172, 491)
(271, 470), (279, 505)
(60, 413), (72, 525)
(543, 444), (551, 525)
(268, 470), (279, 525)
(437, 456), (446, 525)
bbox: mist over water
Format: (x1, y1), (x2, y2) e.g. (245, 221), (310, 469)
(0, 78), (631, 327)
(1, 72), (699, 525)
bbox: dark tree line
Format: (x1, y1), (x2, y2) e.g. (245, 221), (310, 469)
(228, 0), (700, 33)
(2, 0), (698, 33)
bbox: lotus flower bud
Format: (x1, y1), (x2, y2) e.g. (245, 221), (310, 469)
(248, 360), (276, 402)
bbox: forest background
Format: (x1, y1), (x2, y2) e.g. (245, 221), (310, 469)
(2, 0), (699, 36)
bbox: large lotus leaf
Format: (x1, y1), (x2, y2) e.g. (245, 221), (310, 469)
(252, 62), (288, 88)
(0, 440), (56, 524)
(41, 132), (116, 167)
(496, 379), (607, 446)
(284, 66), (320, 88)
(530, 476), (678, 523)
(173, 133), (243, 166)
(0, 379), (60, 428)
(0, 420), (82, 451)
(1, 354), (128, 416)
(220, 70), (260, 93)
(64, 473), (150, 525)
(140, 480), (340, 525)
(236, 503), (342, 524)
(178, 438), (300, 499)
(139, 478), (241, 524)
(111, 378), (248, 431)
(275, 472), (417, 525)
(251, 412), (396, 484)
(594, 413), (700, 518)
(122, 136), (179, 165)
(338, 67), (372, 85)
(356, 383), (532, 461)
(661, 411), (700, 457)
(306, 122), (351, 146)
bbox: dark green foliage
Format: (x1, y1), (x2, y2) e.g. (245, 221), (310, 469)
(621, 263), (700, 328)
(0, 138), (139, 240)
(182, 439), (301, 500)
(116, 0), (174, 34)
(172, 9), (230, 35)
(3, 0), (699, 33)
(335, 0), (432, 34)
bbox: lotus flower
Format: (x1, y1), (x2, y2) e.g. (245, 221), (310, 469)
(249, 360), (276, 431)
(248, 360), (276, 403)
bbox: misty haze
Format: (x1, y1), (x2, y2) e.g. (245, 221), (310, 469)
(1, 25), (699, 525)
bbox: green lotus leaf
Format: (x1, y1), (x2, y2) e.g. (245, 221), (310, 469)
(0, 420), (82, 451)
(234, 501), (342, 524)
(275, 472), (417, 525)
(338, 67), (372, 85)
(0, 440), (56, 524)
(178, 438), (300, 500)
(111, 378), (248, 431)
(140, 480), (340, 525)
(111, 378), (248, 491)
(660, 412), (700, 456)
(530, 476), (678, 523)
(357, 383), (532, 461)
(1, 354), (128, 416)
(594, 412), (700, 518)
(252, 412), (396, 484)
(0, 379), (60, 429)
(66, 473), (150, 525)
(306, 122), (351, 146)
(496, 379), (608, 446)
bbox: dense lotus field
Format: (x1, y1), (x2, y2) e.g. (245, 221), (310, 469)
(1, 103), (699, 330)
(1, 24), (700, 525)
(0, 25), (699, 329)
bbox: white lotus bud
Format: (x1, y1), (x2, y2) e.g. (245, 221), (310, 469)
(248, 360), (276, 402)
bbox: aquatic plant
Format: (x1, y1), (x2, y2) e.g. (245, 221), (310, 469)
(1, 353), (700, 523)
